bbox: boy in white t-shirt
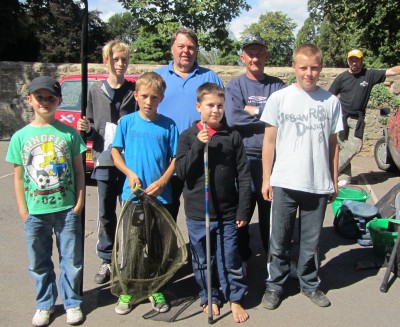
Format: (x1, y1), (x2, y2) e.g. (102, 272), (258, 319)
(260, 44), (343, 310)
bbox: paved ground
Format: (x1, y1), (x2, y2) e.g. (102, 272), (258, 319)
(1, 139), (400, 327)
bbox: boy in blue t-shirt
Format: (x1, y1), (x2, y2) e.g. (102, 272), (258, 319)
(111, 72), (179, 315)
(6, 76), (86, 326)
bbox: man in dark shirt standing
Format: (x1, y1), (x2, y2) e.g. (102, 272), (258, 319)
(329, 49), (400, 185)
(224, 36), (285, 265)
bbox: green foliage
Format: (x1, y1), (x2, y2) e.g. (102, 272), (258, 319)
(0, 0), (109, 63)
(87, 11), (112, 63)
(197, 38), (240, 65)
(25, 0), (82, 63)
(217, 38), (241, 65)
(106, 12), (139, 45)
(318, 20), (354, 67)
(241, 11), (296, 67)
(366, 84), (400, 113)
(131, 24), (180, 64)
(0, 0), (39, 61)
(118, 0), (250, 51)
(294, 17), (318, 49)
(287, 74), (296, 85)
(307, 0), (400, 67)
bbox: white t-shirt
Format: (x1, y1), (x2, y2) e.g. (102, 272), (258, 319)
(261, 84), (343, 194)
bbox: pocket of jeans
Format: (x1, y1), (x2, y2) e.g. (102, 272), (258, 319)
(23, 214), (33, 225)
(67, 208), (80, 219)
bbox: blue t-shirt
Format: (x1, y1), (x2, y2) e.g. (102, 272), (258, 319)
(112, 112), (179, 203)
(155, 61), (224, 133)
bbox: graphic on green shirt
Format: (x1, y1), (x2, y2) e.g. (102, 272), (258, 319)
(27, 141), (70, 190)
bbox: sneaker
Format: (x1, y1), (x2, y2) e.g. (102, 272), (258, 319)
(32, 308), (55, 327)
(301, 289), (331, 307)
(66, 307), (83, 325)
(149, 292), (170, 313)
(94, 263), (111, 284)
(262, 288), (281, 310)
(115, 294), (133, 315)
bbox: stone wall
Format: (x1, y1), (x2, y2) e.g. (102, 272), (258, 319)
(1, 61), (399, 155)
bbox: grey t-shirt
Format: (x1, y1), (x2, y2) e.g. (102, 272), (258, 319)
(261, 84), (343, 194)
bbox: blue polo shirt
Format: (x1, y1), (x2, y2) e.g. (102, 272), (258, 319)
(155, 61), (224, 133)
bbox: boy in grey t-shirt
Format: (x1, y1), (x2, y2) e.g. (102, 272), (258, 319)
(260, 44), (343, 310)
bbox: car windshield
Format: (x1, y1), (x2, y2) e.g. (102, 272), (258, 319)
(58, 80), (96, 112)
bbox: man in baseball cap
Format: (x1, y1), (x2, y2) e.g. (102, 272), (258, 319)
(241, 35), (268, 50)
(347, 49), (363, 59)
(329, 49), (400, 186)
(29, 76), (62, 98)
(224, 34), (285, 265)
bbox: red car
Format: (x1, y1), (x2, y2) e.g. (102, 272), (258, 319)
(374, 107), (400, 171)
(56, 74), (139, 172)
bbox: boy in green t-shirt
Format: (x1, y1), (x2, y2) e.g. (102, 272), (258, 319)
(6, 76), (87, 327)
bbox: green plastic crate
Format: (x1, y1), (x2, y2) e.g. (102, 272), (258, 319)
(367, 218), (399, 257)
(331, 187), (370, 216)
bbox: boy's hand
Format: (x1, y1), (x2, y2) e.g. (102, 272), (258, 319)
(72, 206), (83, 216)
(197, 128), (210, 143)
(328, 184), (338, 203)
(262, 179), (273, 201)
(236, 220), (248, 228)
(20, 211), (29, 222)
(77, 116), (91, 133)
(145, 179), (166, 197)
(127, 170), (141, 192)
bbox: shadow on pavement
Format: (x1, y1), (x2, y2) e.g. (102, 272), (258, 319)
(356, 171), (398, 185)
(320, 247), (383, 292)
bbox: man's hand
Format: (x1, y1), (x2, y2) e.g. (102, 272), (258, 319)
(236, 220), (248, 228)
(244, 105), (259, 116)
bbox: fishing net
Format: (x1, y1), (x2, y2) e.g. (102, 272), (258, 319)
(110, 190), (188, 304)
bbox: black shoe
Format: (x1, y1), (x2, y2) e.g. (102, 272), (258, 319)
(262, 288), (281, 310)
(301, 289), (331, 307)
(94, 263), (111, 284)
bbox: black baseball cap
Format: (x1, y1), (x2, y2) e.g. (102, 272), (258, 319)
(29, 76), (62, 97)
(241, 36), (267, 50)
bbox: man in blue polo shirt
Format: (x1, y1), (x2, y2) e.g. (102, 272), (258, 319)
(155, 27), (224, 220)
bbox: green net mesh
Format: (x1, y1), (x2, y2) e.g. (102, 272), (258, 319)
(110, 191), (188, 304)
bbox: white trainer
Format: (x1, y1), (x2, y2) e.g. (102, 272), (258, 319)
(66, 307), (83, 325)
(32, 308), (55, 327)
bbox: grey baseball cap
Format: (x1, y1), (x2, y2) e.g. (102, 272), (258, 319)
(241, 36), (267, 50)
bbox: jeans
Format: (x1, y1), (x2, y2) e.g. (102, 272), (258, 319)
(266, 187), (328, 293)
(338, 117), (363, 178)
(96, 178), (124, 263)
(237, 155), (271, 260)
(186, 218), (247, 305)
(23, 209), (83, 310)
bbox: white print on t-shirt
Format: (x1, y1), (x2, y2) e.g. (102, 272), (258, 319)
(279, 105), (330, 148)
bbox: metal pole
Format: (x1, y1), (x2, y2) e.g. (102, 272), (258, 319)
(79, 0), (88, 296)
(203, 122), (213, 324)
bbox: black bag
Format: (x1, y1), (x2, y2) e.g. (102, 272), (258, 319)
(334, 205), (362, 239)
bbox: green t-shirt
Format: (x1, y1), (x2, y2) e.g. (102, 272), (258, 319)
(6, 121), (86, 214)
